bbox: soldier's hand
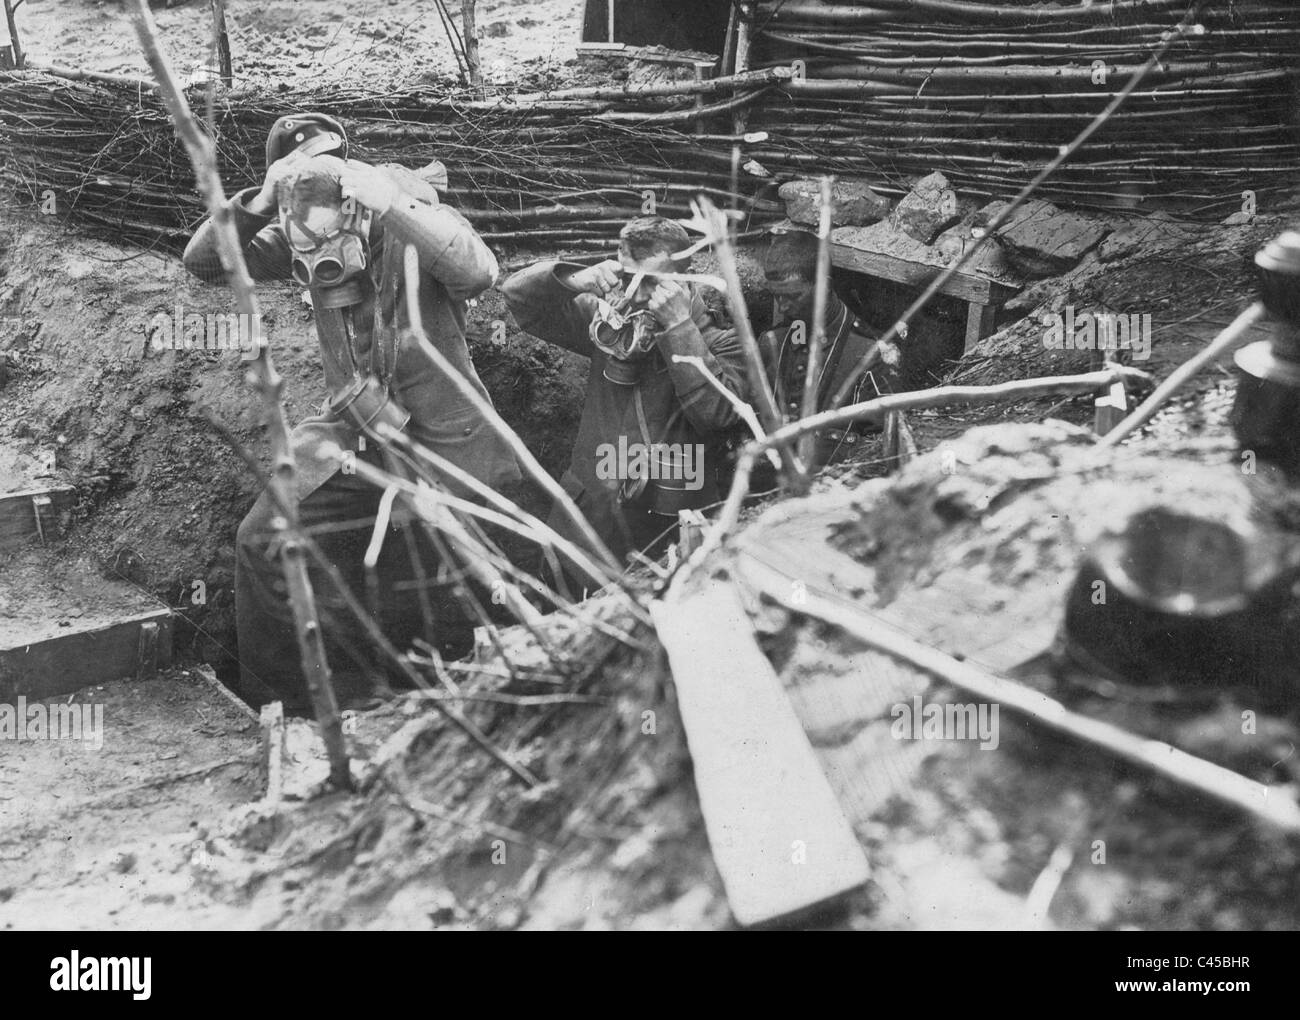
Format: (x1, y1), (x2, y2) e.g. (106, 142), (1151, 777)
(566, 260), (621, 299)
(251, 148), (313, 215)
(340, 161), (401, 215)
(647, 281), (692, 329)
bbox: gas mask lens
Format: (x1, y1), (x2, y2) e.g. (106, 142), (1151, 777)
(312, 256), (346, 284)
(590, 299), (657, 360)
(282, 205), (371, 289)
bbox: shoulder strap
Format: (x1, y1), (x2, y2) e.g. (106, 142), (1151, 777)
(634, 385), (654, 447)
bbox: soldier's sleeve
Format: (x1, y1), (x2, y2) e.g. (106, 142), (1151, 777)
(182, 187), (293, 284)
(655, 299), (748, 436)
(497, 261), (599, 358)
(380, 197), (498, 302)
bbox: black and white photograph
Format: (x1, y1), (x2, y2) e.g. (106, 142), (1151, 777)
(0, 0), (1296, 954)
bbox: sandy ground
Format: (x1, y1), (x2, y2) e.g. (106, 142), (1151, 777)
(7, 0), (584, 85)
(0, 666), (260, 928)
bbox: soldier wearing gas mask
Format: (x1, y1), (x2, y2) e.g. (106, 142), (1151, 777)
(183, 112), (520, 710)
(500, 216), (749, 576)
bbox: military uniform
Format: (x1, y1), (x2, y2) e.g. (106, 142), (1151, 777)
(184, 171), (519, 708)
(499, 261), (748, 572)
(760, 294), (888, 471)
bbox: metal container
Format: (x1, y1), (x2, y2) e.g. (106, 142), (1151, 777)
(1060, 507), (1276, 687)
(1232, 231), (1300, 475)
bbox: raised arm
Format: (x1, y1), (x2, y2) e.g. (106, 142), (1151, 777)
(182, 187), (293, 284)
(498, 260), (607, 358)
(335, 161), (497, 302)
(648, 283), (748, 436)
(380, 200), (499, 302)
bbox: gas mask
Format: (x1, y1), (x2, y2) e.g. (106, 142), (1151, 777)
(281, 200), (373, 292)
(590, 298), (659, 386)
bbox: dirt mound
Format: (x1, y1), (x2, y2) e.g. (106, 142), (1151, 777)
(0, 202), (586, 675)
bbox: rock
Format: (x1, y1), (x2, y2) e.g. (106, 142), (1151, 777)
(988, 199), (1110, 278)
(779, 179), (891, 229)
(888, 171), (961, 244)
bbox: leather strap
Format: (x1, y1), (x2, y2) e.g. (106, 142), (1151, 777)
(634, 385), (654, 448)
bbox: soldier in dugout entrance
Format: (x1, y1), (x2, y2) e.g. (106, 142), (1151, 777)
(758, 229), (894, 472)
(499, 216), (749, 582)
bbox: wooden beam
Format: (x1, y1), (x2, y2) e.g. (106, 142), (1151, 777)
(651, 581), (870, 927)
(0, 486), (74, 552)
(831, 235), (1017, 307)
(460, 0), (482, 89)
(2, 0), (23, 69)
(260, 700), (285, 807)
(0, 609), (173, 700)
(965, 301), (998, 353)
(210, 0), (232, 87)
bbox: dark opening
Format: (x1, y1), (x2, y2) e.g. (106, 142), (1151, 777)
(581, 0), (732, 55)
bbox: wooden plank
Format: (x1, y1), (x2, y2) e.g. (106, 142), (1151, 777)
(883, 410), (918, 469)
(965, 301), (999, 354)
(0, 486), (74, 552)
(260, 700), (286, 807)
(0, 609), (173, 700)
(651, 581), (870, 927)
(1094, 377), (1128, 436)
(831, 232), (1019, 307)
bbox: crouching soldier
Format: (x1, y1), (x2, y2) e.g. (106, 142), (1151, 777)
(183, 112), (520, 710)
(758, 229), (893, 472)
(500, 216), (748, 578)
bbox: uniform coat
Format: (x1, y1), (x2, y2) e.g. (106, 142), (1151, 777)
(500, 261), (749, 568)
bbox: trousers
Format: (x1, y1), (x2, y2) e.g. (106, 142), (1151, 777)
(233, 447), (473, 709)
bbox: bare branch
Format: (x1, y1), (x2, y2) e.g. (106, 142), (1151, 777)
(129, 0), (351, 790)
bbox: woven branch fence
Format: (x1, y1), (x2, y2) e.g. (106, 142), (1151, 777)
(0, 0), (1296, 256)
(0, 66), (788, 255)
(746, 0), (1300, 216)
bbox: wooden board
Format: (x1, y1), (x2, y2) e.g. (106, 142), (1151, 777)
(0, 609), (173, 700)
(831, 229), (1020, 307)
(651, 580), (870, 927)
(0, 486), (74, 552)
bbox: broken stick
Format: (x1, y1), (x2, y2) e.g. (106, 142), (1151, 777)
(737, 554), (1300, 835)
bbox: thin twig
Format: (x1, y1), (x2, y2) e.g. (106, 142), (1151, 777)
(128, 0), (352, 790)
